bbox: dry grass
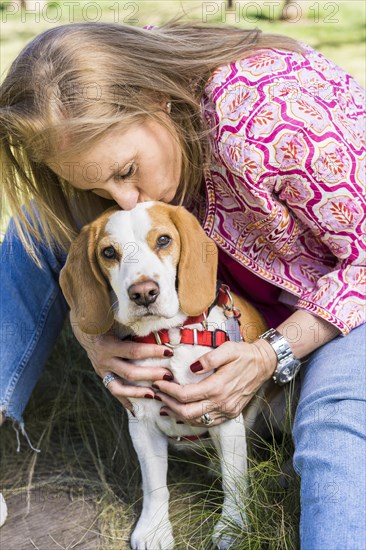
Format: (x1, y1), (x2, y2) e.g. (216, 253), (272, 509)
(0, 322), (300, 548)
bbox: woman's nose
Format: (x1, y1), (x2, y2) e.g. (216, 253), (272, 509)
(111, 187), (139, 211)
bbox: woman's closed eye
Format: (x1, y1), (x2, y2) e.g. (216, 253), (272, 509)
(114, 163), (136, 181)
(88, 163), (138, 200)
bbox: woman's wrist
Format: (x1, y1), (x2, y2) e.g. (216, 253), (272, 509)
(251, 310), (340, 385)
(275, 310), (340, 359)
(251, 338), (278, 379)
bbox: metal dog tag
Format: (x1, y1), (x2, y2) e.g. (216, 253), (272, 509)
(226, 316), (242, 342)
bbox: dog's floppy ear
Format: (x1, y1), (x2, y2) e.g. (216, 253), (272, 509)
(170, 206), (218, 316)
(59, 223), (114, 335)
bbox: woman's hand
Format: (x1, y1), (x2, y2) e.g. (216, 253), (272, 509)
(70, 311), (174, 413)
(135, 310), (337, 425)
(152, 339), (277, 426)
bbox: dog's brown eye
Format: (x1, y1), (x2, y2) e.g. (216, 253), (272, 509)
(102, 246), (117, 259)
(156, 235), (171, 248)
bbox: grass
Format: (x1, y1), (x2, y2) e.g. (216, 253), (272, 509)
(0, 323), (300, 548)
(0, 1), (365, 86)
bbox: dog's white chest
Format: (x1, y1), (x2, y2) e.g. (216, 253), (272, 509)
(128, 308), (227, 439)
(128, 341), (211, 439)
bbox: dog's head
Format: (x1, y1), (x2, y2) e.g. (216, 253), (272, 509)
(60, 202), (218, 335)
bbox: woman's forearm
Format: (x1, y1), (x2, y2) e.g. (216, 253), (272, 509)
(254, 309), (341, 378)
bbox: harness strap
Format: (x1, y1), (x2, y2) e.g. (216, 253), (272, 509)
(130, 284), (241, 347)
(180, 328), (229, 348)
(133, 330), (169, 345)
(132, 327), (230, 348)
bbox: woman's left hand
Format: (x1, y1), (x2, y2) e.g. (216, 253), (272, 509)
(152, 340), (277, 426)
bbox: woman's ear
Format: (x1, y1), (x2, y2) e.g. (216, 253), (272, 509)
(59, 223), (115, 335)
(170, 206), (218, 316)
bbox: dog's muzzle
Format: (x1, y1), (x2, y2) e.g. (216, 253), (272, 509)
(128, 280), (160, 307)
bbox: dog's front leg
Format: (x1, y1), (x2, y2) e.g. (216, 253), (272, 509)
(209, 416), (249, 549)
(128, 413), (174, 550)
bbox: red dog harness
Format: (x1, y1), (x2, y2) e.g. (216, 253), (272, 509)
(129, 284), (242, 443)
(131, 284), (242, 348)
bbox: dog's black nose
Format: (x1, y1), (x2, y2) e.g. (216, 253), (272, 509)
(128, 280), (160, 307)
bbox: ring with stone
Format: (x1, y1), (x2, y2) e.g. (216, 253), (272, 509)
(200, 413), (214, 426)
(102, 373), (117, 389)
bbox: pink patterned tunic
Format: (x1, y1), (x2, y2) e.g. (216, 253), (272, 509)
(199, 44), (365, 335)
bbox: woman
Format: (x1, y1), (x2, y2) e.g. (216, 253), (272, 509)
(0, 21), (365, 548)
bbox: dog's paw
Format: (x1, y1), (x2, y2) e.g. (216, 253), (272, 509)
(212, 533), (236, 550)
(212, 520), (236, 550)
(130, 520), (174, 550)
(212, 515), (249, 550)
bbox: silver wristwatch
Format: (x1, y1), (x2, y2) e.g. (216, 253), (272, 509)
(259, 328), (301, 385)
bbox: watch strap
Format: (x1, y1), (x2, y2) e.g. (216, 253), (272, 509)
(259, 328), (301, 385)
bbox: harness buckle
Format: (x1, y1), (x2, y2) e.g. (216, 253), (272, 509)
(222, 287), (241, 320)
(212, 329), (228, 348)
(164, 342), (182, 349)
(153, 330), (182, 349)
(153, 331), (162, 345)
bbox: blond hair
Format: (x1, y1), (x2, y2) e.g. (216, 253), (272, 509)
(0, 20), (304, 263)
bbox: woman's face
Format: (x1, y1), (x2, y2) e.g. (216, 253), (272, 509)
(50, 117), (182, 210)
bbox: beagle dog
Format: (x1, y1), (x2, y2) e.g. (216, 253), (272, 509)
(60, 202), (272, 550)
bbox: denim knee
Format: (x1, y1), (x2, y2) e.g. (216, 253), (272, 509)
(0, 214), (69, 443)
(293, 325), (366, 549)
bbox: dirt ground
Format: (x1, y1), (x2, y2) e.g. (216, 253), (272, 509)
(0, 491), (100, 550)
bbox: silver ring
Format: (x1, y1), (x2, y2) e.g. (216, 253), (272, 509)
(103, 373), (117, 389)
(200, 413), (214, 426)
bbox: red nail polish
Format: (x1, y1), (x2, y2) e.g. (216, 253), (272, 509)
(154, 395), (162, 401)
(163, 374), (174, 381)
(190, 361), (203, 373)
(144, 394), (153, 399)
(160, 411), (169, 416)
(152, 384), (160, 390)
(164, 349), (174, 357)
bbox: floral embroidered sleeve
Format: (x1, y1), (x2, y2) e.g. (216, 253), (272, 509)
(272, 89), (365, 334)
(207, 46), (365, 334)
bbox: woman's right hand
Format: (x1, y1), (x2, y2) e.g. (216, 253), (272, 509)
(70, 311), (174, 413)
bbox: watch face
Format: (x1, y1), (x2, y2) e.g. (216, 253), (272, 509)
(260, 329), (301, 385)
(277, 361), (301, 384)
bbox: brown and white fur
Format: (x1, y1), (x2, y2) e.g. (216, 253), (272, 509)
(60, 202), (277, 550)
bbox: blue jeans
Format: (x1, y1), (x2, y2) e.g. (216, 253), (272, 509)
(1, 218), (365, 549)
(293, 323), (366, 549)
(0, 217), (68, 427)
